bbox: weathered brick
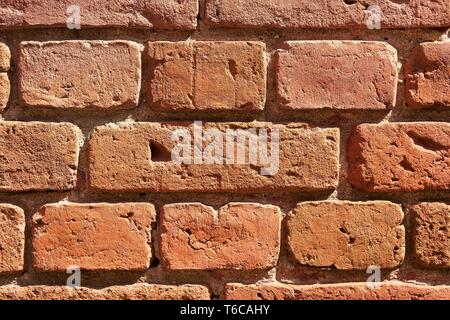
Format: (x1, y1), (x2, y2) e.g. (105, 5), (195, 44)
(276, 41), (398, 110)
(32, 203), (155, 272)
(0, 204), (25, 274)
(286, 201), (405, 270)
(0, 0), (198, 30)
(205, 0), (450, 29)
(224, 283), (294, 300)
(160, 203), (281, 270)
(412, 203), (449, 268)
(88, 122), (339, 193)
(0, 284), (210, 300)
(148, 41), (266, 112)
(0, 122), (80, 192)
(19, 41), (142, 109)
(0, 43), (10, 71)
(224, 282), (450, 300)
(0, 73), (9, 110)
(405, 42), (450, 108)
(348, 122), (450, 192)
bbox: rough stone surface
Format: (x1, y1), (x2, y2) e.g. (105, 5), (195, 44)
(224, 282), (450, 300)
(19, 41), (142, 109)
(276, 41), (398, 110)
(160, 203), (281, 270)
(32, 203), (156, 272)
(286, 201), (405, 270)
(0, 122), (80, 192)
(88, 122), (339, 193)
(0, 284), (210, 300)
(205, 0), (450, 29)
(0, 0), (198, 30)
(148, 41), (266, 112)
(412, 203), (450, 268)
(405, 41), (450, 109)
(347, 122), (450, 192)
(0, 73), (9, 110)
(0, 204), (25, 274)
(0, 43), (10, 71)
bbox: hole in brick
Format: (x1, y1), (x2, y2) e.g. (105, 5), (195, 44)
(343, 0), (358, 5)
(149, 141), (172, 162)
(228, 59), (238, 79)
(150, 257), (160, 268)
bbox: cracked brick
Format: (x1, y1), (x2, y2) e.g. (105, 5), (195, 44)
(160, 203), (281, 270)
(32, 203), (156, 272)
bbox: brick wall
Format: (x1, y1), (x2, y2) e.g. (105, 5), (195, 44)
(0, 0), (448, 300)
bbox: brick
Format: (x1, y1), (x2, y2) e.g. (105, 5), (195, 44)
(286, 201), (405, 270)
(348, 122), (450, 192)
(224, 282), (450, 300)
(0, 43), (10, 71)
(0, 284), (210, 300)
(0, 73), (9, 110)
(0, 204), (25, 274)
(88, 122), (339, 192)
(0, 0), (198, 30)
(160, 203), (281, 270)
(224, 283), (294, 300)
(32, 203), (156, 272)
(19, 41), (142, 109)
(412, 203), (450, 268)
(405, 42), (450, 108)
(0, 122), (80, 192)
(276, 41), (398, 110)
(148, 41), (266, 112)
(205, 0), (450, 29)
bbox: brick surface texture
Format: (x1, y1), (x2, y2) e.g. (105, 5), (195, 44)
(0, 0), (448, 301)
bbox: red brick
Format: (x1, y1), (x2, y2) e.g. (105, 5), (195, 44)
(19, 41), (142, 109)
(0, 121), (80, 192)
(88, 122), (339, 193)
(286, 201), (405, 270)
(148, 41), (266, 112)
(276, 41), (397, 110)
(0, 0), (198, 30)
(32, 203), (155, 272)
(205, 0), (450, 29)
(0, 43), (10, 72)
(412, 203), (450, 268)
(224, 282), (450, 300)
(0, 284), (210, 300)
(405, 42), (450, 109)
(0, 204), (25, 274)
(348, 122), (450, 192)
(0, 43), (10, 110)
(0, 73), (9, 110)
(160, 203), (281, 270)
(224, 283), (294, 300)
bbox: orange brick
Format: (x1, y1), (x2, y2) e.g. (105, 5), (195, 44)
(348, 122), (450, 192)
(0, 0), (198, 30)
(276, 41), (397, 110)
(0, 284), (210, 300)
(412, 203), (450, 268)
(0, 204), (25, 274)
(205, 0), (450, 29)
(160, 203), (281, 270)
(405, 42), (450, 108)
(88, 122), (339, 193)
(32, 203), (156, 272)
(19, 41), (142, 109)
(0, 122), (80, 192)
(148, 41), (266, 112)
(224, 282), (450, 300)
(286, 201), (405, 270)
